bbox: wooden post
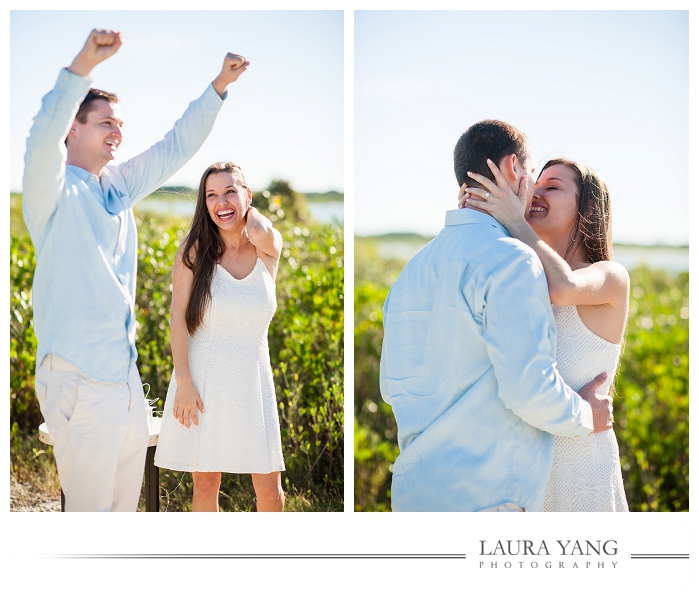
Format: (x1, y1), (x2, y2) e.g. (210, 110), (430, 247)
(145, 446), (159, 512)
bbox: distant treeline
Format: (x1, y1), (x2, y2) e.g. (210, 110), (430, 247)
(305, 191), (344, 203)
(154, 186), (344, 203)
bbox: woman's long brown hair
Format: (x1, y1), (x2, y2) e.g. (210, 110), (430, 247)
(181, 162), (249, 334)
(538, 158), (612, 264)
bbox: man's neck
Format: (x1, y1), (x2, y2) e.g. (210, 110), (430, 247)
(66, 153), (108, 178)
(460, 202), (491, 216)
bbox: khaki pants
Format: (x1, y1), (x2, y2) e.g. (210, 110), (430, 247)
(35, 354), (149, 512)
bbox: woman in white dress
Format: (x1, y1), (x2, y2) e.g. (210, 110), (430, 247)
(459, 157), (630, 512)
(154, 162), (285, 512)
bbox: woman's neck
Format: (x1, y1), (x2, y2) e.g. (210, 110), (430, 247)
(538, 230), (587, 266)
(219, 224), (249, 251)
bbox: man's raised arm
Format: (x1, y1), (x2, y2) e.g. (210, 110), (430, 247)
(481, 246), (612, 437)
(116, 53), (250, 205)
(22, 29), (121, 243)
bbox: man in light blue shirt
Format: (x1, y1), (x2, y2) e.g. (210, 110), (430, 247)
(380, 120), (613, 512)
(23, 29), (249, 511)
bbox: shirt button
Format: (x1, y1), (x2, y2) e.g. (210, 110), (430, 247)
(64, 76), (69, 80)
(47, 109), (52, 114)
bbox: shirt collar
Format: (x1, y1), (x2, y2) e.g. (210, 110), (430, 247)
(99, 167), (112, 191)
(66, 164), (111, 188)
(444, 208), (509, 237)
(66, 164), (108, 182)
(66, 164), (93, 182)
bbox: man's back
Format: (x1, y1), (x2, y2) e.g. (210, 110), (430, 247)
(381, 208), (592, 511)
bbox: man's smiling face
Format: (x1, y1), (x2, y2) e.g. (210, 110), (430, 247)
(69, 99), (123, 164)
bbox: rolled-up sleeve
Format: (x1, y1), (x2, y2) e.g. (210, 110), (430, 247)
(116, 84), (226, 205)
(481, 247), (594, 437)
(22, 69), (92, 243)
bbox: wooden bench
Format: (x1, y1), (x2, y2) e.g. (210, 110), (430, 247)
(38, 416), (162, 512)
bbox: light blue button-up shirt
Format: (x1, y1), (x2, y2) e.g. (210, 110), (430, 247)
(380, 208), (594, 512)
(23, 69), (226, 382)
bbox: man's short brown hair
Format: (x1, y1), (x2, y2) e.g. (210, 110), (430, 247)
(75, 88), (119, 124)
(454, 119), (530, 188)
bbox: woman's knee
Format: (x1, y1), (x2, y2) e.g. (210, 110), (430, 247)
(253, 473), (283, 503)
(193, 472), (221, 495)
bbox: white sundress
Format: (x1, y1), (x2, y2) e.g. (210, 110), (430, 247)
(543, 305), (628, 512)
(154, 257), (285, 474)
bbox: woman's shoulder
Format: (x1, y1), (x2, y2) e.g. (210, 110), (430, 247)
(568, 259), (630, 314)
(575, 259), (630, 288)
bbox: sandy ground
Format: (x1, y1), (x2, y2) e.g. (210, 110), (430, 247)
(10, 473), (61, 512)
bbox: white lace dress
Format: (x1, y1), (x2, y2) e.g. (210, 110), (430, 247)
(543, 305), (628, 512)
(154, 258), (285, 473)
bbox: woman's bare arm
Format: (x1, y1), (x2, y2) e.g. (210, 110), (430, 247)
(170, 243), (204, 427)
(504, 220), (629, 308)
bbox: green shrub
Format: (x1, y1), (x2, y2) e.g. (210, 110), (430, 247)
(613, 267), (689, 511)
(133, 216), (185, 404)
(353, 240), (402, 511)
(271, 221), (344, 492)
(10, 234), (39, 434)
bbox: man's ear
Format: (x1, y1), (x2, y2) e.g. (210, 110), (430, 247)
(65, 120), (79, 148)
(498, 154), (518, 184)
(68, 120), (79, 139)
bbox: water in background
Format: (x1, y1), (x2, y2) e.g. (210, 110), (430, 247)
(303, 201), (344, 224)
(612, 245), (688, 273)
(368, 237), (688, 273)
(137, 197), (344, 224)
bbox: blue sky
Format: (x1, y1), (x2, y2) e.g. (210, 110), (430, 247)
(355, 10), (688, 246)
(10, 10), (344, 194)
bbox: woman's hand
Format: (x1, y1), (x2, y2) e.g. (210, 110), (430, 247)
(246, 206), (282, 260)
(212, 52), (250, 97)
(458, 159), (530, 231)
(173, 378), (204, 428)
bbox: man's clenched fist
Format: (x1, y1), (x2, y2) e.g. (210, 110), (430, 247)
(213, 53), (250, 97)
(68, 29), (122, 77)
